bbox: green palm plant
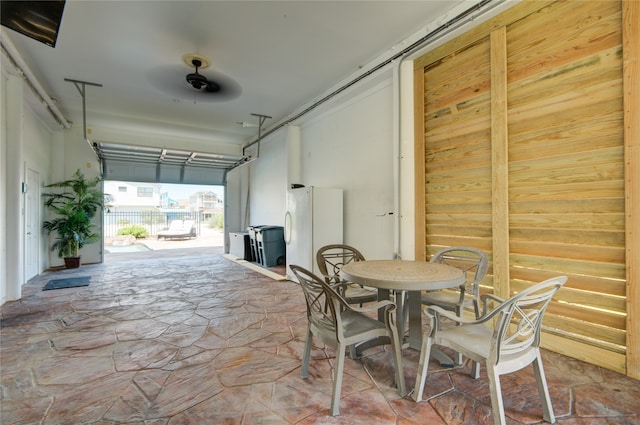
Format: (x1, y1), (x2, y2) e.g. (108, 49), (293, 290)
(43, 169), (112, 262)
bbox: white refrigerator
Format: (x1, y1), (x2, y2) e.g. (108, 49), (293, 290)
(284, 186), (343, 281)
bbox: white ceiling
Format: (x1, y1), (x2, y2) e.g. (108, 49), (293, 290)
(3, 1), (475, 151)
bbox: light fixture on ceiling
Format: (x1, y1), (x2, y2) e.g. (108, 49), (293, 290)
(236, 121), (258, 128)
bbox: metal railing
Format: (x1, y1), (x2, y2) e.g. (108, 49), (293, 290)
(103, 211), (201, 238)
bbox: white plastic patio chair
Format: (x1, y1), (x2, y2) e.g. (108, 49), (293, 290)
(316, 244), (378, 306)
(422, 246), (489, 319)
(413, 276), (567, 425)
(290, 264), (406, 416)
(421, 246), (489, 370)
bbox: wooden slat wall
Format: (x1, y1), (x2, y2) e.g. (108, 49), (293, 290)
(422, 36), (493, 276)
(623, 0), (640, 379)
(415, 0), (638, 377)
(508, 0), (626, 365)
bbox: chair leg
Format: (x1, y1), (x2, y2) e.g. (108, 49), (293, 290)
(487, 364), (507, 425)
(470, 360), (481, 379)
(348, 343), (358, 359)
(330, 343), (346, 416)
(301, 328), (313, 379)
(532, 351), (556, 424)
(412, 334), (433, 402)
(453, 306), (464, 366)
(386, 312), (406, 396)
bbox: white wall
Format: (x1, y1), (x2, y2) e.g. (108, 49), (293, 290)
(302, 77), (396, 260)
(23, 101), (55, 278)
(48, 128), (104, 267)
(241, 67), (409, 261)
(0, 61), (7, 304)
(0, 65), (55, 302)
(247, 131), (288, 227)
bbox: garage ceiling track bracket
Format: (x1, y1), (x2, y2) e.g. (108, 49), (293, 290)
(64, 78), (103, 164)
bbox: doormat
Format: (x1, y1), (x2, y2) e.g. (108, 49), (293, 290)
(43, 276), (91, 291)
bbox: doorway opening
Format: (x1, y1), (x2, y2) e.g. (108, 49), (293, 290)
(103, 181), (224, 259)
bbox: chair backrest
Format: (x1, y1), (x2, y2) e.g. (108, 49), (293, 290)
(290, 264), (344, 339)
(167, 220), (184, 231)
(430, 246), (489, 296)
(316, 244), (366, 284)
(490, 276), (566, 364)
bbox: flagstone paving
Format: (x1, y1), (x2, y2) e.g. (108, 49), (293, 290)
(1, 246), (639, 424)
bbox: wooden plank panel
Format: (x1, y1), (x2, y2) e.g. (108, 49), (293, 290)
(426, 190), (491, 206)
(509, 198), (625, 214)
(426, 202), (492, 214)
(510, 253), (626, 280)
(509, 212), (624, 231)
(511, 281), (626, 319)
(491, 27), (510, 299)
(508, 115), (623, 162)
(509, 239), (625, 264)
(553, 291), (626, 317)
(509, 148), (624, 186)
(508, 180), (624, 202)
(414, 66), (426, 261)
(425, 41), (491, 112)
(510, 268), (626, 297)
(427, 213), (492, 227)
(507, 0), (621, 82)
(414, 0), (556, 70)
(511, 280), (626, 314)
(509, 228), (625, 247)
(426, 155), (491, 174)
(623, 0), (640, 379)
(546, 303), (625, 330)
(426, 177), (492, 194)
(542, 332), (626, 375)
(508, 46), (623, 110)
(427, 224), (492, 238)
(416, 0), (631, 376)
(425, 234), (493, 252)
(508, 83), (623, 132)
(544, 314), (626, 347)
(425, 101), (491, 143)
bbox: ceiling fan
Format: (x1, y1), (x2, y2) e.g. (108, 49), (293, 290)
(146, 53), (241, 102)
(185, 55), (220, 92)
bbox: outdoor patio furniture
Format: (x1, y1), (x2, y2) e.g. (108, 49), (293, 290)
(157, 219), (196, 240)
(290, 264), (406, 416)
(413, 276), (567, 425)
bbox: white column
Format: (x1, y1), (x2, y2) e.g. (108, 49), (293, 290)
(4, 74), (25, 301)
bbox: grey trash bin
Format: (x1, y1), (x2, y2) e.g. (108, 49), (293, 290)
(256, 226), (285, 267)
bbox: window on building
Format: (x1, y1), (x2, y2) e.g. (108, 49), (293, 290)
(118, 186), (127, 192)
(137, 187), (153, 197)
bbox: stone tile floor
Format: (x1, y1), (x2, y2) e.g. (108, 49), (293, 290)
(1, 246), (639, 424)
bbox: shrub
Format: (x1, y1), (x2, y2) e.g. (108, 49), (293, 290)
(117, 225), (149, 239)
(208, 213), (223, 229)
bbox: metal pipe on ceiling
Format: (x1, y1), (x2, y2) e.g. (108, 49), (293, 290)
(0, 28), (71, 129)
(241, 0), (500, 152)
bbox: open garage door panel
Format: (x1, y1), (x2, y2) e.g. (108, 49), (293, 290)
(95, 142), (244, 185)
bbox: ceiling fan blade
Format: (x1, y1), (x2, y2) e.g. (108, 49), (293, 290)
(146, 65), (241, 102)
(205, 81), (221, 93)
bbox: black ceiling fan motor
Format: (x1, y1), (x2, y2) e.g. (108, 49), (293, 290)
(186, 59), (208, 90)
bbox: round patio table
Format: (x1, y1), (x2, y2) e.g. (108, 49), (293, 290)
(341, 260), (465, 364)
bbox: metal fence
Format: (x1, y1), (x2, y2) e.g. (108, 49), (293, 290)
(103, 211), (202, 238)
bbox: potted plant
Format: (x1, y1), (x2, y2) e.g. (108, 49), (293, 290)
(43, 169), (112, 268)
